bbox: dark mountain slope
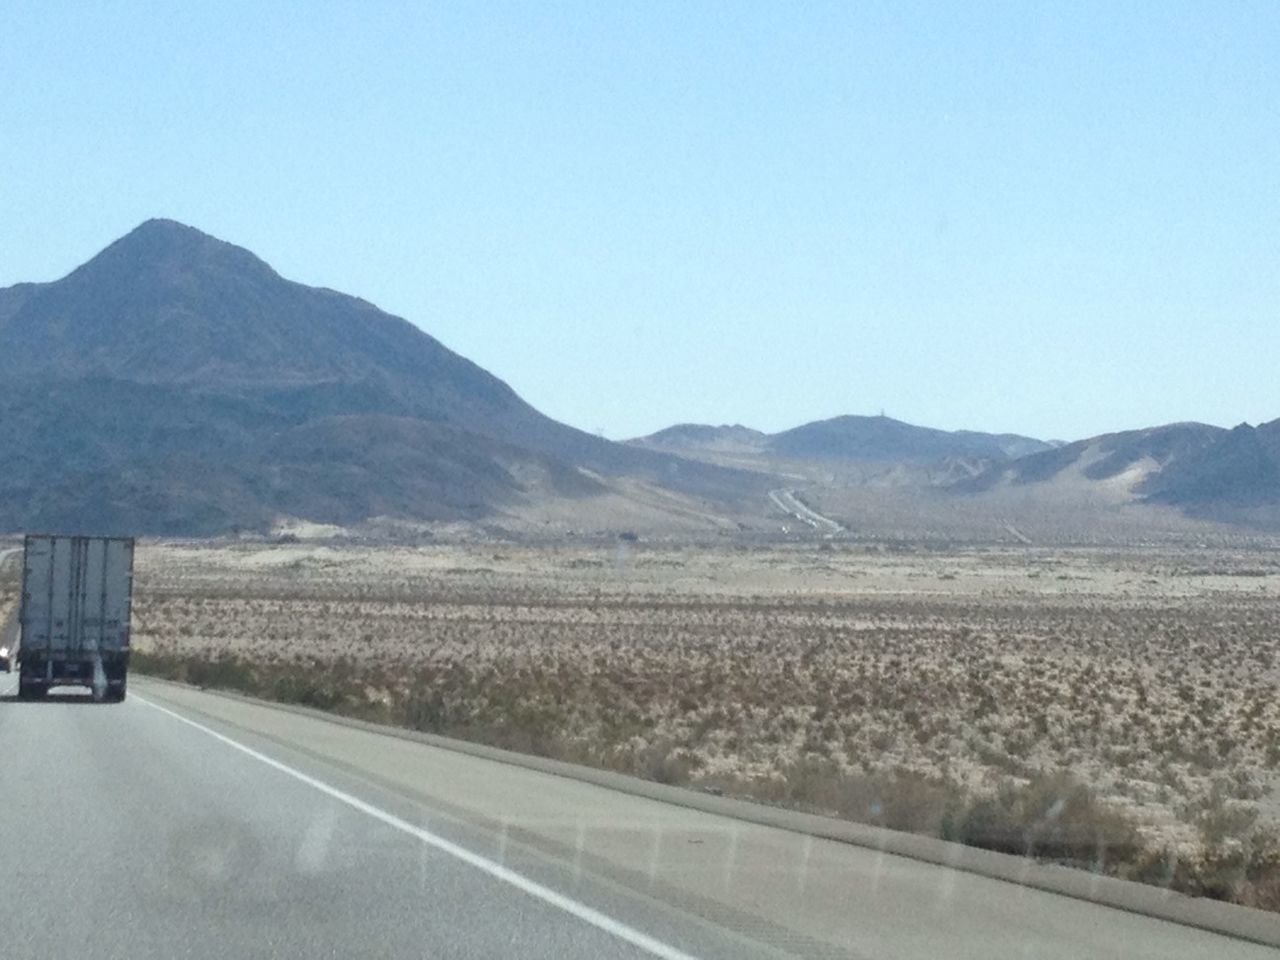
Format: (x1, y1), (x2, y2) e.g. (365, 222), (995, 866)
(0, 220), (761, 534)
(0, 221), (759, 487)
(961, 423), (1225, 491)
(766, 415), (1051, 462)
(957, 420), (1280, 529)
(0, 221), (529, 431)
(0, 375), (611, 536)
(1144, 419), (1280, 507)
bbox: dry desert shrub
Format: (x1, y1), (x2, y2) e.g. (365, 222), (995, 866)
(130, 541), (1280, 909)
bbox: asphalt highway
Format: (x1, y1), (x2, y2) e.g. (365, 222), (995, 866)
(768, 489), (844, 533)
(0, 675), (1275, 959)
(0, 678), (765, 959)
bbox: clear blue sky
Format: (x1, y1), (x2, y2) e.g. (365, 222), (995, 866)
(3, 2), (1277, 442)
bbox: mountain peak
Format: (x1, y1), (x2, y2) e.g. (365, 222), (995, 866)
(118, 217), (226, 252)
(79, 218), (277, 283)
(130, 216), (208, 237)
(0, 220), (392, 388)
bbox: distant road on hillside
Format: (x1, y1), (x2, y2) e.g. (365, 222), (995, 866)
(768, 488), (845, 533)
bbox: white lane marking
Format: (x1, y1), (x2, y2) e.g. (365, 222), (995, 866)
(135, 695), (701, 960)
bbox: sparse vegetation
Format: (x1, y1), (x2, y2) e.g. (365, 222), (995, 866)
(0, 550), (20, 629)
(130, 540), (1280, 911)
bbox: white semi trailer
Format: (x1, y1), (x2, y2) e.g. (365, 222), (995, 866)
(18, 535), (135, 702)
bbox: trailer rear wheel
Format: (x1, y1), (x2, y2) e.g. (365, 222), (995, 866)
(101, 676), (127, 702)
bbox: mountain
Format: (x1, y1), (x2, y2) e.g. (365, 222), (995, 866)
(0, 220), (762, 535)
(766, 415), (1052, 462)
(631, 424), (767, 454)
(1144, 420), (1280, 509)
(635, 413), (1280, 535)
(634, 415), (1052, 463)
(6, 220), (1273, 540)
(960, 420), (1280, 525)
(963, 423), (1226, 490)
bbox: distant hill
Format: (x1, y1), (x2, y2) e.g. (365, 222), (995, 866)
(5, 220), (1274, 539)
(631, 424), (767, 454)
(634, 414), (1051, 463)
(1144, 420), (1280, 510)
(960, 420), (1280, 526)
(636, 414), (1280, 535)
(963, 423), (1226, 490)
(0, 220), (762, 535)
(767, 415), (1052, 462)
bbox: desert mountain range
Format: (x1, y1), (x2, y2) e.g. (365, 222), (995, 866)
(1, 220), (1275, 539)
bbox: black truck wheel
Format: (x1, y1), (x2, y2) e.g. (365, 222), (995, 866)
(101, 674), (127, 702)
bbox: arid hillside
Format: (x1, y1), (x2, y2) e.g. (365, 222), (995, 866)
(0, 221), (765, 536)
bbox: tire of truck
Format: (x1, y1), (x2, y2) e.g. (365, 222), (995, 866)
(107, 679), (127, 703)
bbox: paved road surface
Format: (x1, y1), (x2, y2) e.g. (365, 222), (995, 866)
(768, 489), (844, 534)
(0, 676), (1274, 959)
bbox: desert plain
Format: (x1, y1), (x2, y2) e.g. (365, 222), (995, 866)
(4, 534), (1278, 907)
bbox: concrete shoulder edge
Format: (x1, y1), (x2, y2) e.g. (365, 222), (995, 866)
(136, 676), (1280, 948)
